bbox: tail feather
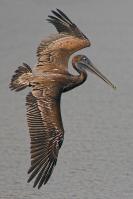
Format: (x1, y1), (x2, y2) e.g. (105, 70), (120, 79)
(9, 63), (32, 92)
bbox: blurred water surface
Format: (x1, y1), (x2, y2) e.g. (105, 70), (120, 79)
(0, 0), (133, 198)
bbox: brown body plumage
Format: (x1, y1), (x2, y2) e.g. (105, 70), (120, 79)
(9, 9), (116, 189)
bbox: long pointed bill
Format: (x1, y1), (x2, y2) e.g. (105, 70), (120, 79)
(81, 61), (116, 90)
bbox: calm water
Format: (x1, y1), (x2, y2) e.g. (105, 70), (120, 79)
(0, 0), (133, 198)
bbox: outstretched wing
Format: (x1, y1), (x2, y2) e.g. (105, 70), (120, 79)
(47, 9), (88, 39)
(36, 9), (91, 72)
(26, 89), (64, 189)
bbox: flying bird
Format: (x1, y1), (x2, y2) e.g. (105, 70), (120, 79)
(9, 9), (116, 189)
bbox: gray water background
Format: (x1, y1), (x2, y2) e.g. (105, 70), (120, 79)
(0, 0), (133, 198)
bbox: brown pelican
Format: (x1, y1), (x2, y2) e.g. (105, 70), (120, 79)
(9, 9), (116, 189)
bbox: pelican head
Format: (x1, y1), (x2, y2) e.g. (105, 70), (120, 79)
(72, 55), (116, 90)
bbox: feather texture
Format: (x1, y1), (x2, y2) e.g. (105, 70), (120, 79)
(47, 9), (88, 39)
(36, 9), (90, 69)
(26, 90), (64, 189)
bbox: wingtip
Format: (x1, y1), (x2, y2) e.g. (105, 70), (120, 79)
(56, 8), (63, 13)
(27, 178), (31, 183)
(37, 184), (42, 189)
(47, 8), (73, 25)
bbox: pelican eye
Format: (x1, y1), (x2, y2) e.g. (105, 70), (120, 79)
(81, 56), (88, 63)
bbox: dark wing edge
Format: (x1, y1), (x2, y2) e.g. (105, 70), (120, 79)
(47, 8), (88, 39)
(26, 92), (60, 189)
